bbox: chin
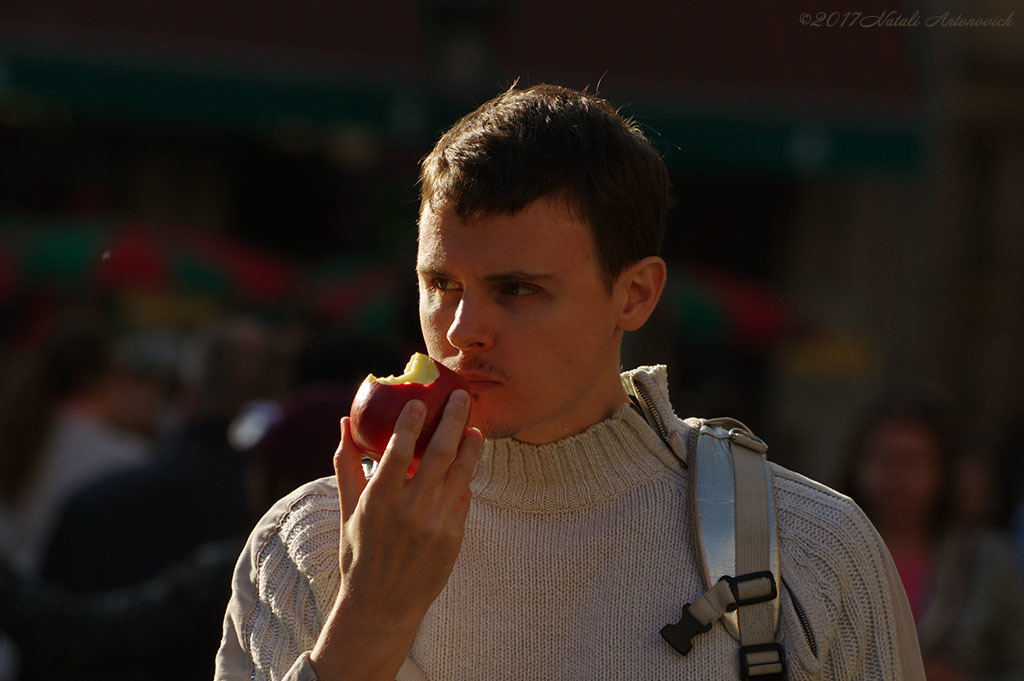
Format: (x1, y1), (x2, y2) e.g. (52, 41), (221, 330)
(467, 411), (518, 441)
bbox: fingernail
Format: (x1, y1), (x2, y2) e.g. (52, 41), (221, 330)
(452, 390), (469, 408)
(408, 400), (426, 419)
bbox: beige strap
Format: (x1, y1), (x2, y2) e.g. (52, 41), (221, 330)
(686, 579), (736, 626)
(679, 420), (784, 678)
(732, 437), (776, 648)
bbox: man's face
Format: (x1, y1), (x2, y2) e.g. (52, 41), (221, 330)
(416, 195), (628, 444)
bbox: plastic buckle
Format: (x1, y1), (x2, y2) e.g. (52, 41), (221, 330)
(721, 572), (778, 611)
(739, 642), (786, 680)
(728, 428), (768, 454)
(660, 607), (712, 656)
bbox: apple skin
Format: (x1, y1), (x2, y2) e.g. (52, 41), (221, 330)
(349, 357), (471, 465)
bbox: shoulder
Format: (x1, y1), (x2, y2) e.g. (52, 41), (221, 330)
(252, 475), (340, 542)
(218, 477), (341, 678)
(770, 463), (864, 528)
(224, 477), (342, 668)
(244, 476), (341, 587)
(769, 464), (903, 641)
(237, 477), (342, 626)
(769, 462), (888, 574)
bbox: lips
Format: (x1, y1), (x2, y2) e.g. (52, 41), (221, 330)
(459, 372), (502, 384)
(451, 366), (505, 392)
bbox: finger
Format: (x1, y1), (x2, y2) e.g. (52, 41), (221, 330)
(440, 427), (483, 509)
(452, 488), (472, 525)
(334, 418), (367, 521)
(373, 399), (427, 488)
(409, 389), (472, 489)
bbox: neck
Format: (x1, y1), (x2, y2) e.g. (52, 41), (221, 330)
(513, 357), (631, 445)
(472, 400), (685, 511)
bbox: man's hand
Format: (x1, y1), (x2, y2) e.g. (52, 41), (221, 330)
(310, 390), (482, 681)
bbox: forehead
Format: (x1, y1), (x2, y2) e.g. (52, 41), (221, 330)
(417, 196), (597, 272)
(866, 420), (941, 457)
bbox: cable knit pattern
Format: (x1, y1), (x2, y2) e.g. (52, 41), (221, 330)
(248, 487), (341, 672)
(216, 365), (924, 681)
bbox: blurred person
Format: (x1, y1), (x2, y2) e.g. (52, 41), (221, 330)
(13, 318), (280, 681)
(0, 382), (354, 681)
(0, 319), (154, 681)
(0, 538), (239, 681)
(986, 424), (1024, 579)
(840, 395), (1024, 681)
(954, 446), (1014, 532)
(245, 384), (355, 522)
(107, 330), (181, 441)
(217, 84), (924, 681)
(39, 318), (281, 593)
(0, 319), (151, 576)
(244, 330), (407, 507)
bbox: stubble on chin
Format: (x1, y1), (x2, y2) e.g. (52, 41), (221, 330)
(469, 413), (517, 441)
(473, 421), (516, 441)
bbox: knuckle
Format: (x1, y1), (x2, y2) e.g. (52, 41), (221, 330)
(394, 413), (421, 435)
(454, 442), (482, 470)
(443, 522), (466, 546)
(423, 437), (457, 462)
(444, 392), (470, 418)
(448, 455), (472, 477)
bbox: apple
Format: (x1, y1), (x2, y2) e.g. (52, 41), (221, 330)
(349, 352), (471, 468)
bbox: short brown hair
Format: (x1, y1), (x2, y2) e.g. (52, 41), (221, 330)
(419, 83), (669, 289)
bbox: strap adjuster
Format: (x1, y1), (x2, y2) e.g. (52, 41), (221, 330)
(660, 607), (712, 656)
(727, 427), (768, 454)
(721, 571), (778, 611)
(739, 642), (786, 680)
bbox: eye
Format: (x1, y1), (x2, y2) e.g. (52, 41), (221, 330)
(427, 277), (462, 293)
(499, 282), (540, 297)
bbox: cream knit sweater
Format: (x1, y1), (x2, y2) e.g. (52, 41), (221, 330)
(216, 366), (924, 681)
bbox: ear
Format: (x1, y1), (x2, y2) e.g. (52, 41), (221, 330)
(615, 256), (667, 332)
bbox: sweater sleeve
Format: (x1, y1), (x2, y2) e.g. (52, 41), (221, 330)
(215, 478), (341, 681)
(873, 526), (927, 681)
(772, 466), (926, 681)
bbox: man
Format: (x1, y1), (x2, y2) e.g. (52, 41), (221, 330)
(216, 84), (925, 681)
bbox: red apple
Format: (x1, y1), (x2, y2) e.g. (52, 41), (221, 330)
(349, 352), (471, 467)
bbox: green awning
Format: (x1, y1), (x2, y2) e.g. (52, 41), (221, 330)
(0, 49), (922, 173)
(0, 50), (405, 133)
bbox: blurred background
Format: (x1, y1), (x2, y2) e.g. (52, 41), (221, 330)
(0, 1), (1022, 680)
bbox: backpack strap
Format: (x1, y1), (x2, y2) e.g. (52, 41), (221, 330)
(661, 418), (785, 680)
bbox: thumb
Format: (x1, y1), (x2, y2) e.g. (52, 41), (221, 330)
(334, 417), (368, 521)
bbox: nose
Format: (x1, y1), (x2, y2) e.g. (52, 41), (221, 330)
(446, 290), (492, 351)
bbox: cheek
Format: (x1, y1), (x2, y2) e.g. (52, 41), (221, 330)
(908, 465), (942, 504)
(857, 453), (942, 518)
(419, 297), (449, 349)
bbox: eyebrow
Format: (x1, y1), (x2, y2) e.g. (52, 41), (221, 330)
(417, 267), (556, 283)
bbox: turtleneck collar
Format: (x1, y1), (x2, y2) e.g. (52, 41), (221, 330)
(470, 366), (689, 512)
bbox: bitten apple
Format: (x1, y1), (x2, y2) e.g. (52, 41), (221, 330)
(349, 352), (471, 465)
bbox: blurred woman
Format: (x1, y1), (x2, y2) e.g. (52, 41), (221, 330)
(840, 396), (1024, 681)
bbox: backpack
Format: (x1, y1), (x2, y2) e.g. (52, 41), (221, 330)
(628, 378), (786, 680)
